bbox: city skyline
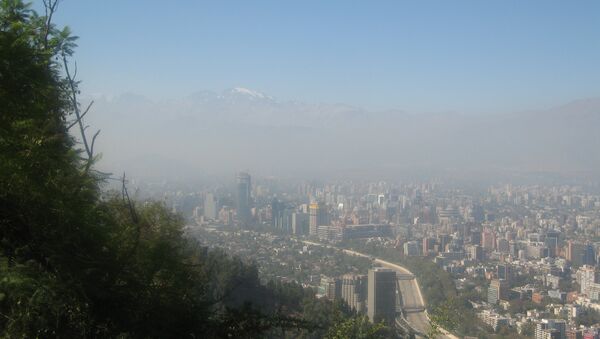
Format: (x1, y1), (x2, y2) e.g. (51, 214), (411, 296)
(5, 1), (600, 338)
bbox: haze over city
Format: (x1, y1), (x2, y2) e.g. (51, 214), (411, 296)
(39, 0), (600, 180)
(3, 1), (600, 339)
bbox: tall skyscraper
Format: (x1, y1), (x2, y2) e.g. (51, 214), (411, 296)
(545, 230), (560, 257)
(271, 198), (281, 229)
(584, 243), (596, 266)
(341, 274), (367, 313)
(319, 276), (341, 300)
(422, 237), (436, 255)
(577, 265), (600, 300)
(488, 279), (508, 304)
(309, 202), (328, 236)
(236, 172), (251, 226)
(470, 244), (484, 261)
(497, 264), (513, 282)
(367, 268), (396, 325)
(404, 241), (420, 256)
(482, 230), (496, 250)
(566, 240), (589, 267)
(203, 192), (217, 220)
(292, 212), (309, 235)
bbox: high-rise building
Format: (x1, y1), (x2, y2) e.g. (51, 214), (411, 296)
(367, 268), (396, 325)
(404, 241), (420, 256)
(309, 202), (328, 236)
(271, 198), (282, 229)
(471, 204), (485, 223)
(584, 243), (596, 266)
(292, 212), (309, 235)
(203, 192), (217, 220)
(488, 279), (508, 304)
(438, 234), (452, 252)
(535, 319), (566, 339)
(470, 244), (484, 261)
(271, 203), (293, 233)
(236, 172), (252, 226)
(422, 237), (436, 255)
(497, 264), (513, 282)
(567, 240), (585, 267)
(470, 230), (482, 245)
(319, 276), (341, 300)
(545, 230), (560, 257)
(497, 238), (510, 253)
(482, 230), (496, 250)
(341, 274), (367, 313)
(577, 265), (600, 300)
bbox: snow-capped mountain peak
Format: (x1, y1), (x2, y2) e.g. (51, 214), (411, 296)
(227, 87), (273, 100)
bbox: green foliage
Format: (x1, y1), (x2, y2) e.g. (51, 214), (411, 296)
(577, 307), (600, 327)
(428, 298), (460, 335)
(508, 299), (544, 315)
(324, 315), (393, 339)
(0, 1), (324, 337)
(520, 322), (535, 337)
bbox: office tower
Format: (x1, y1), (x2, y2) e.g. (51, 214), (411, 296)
(236, 172), (251, 226)
(509, 241), (519, 257)
(584, 243), (596, 266)
(497, 238), (510, 253)
(341, 274), (368, 313)
(470, 244), (484, 261)
(566, 240), (587, 267)
(422, 237), (436, 255)
(488, 279), (508, 304)
(309, 203), (319, 236)
(438, 234), (452, 252)
(545, 230), (560, 257)
(281, 209), (294, 233)
(535, 319), (566, 339)
(292, 212), (309, 235)
(403, 241), (420, 256)
(482, 230), (496, 250)
(271, 198), (281, 229)
(497, 264), (513, 282)
(309, 202), (328, 236)
(470, 230), (482, 245)
(471, 204), (485, 223)
(203, 192), (217, 220)
(577, 265), (600, 299)
(367, 268), (396, 325)
(320, 276), (341, 300)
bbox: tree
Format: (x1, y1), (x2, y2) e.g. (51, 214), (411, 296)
(0, 1), (316, 337)
(520, 322), (535, 337)
(325, 316), (395, 339)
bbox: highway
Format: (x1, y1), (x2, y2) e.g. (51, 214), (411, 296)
(299, 240), (457, 339)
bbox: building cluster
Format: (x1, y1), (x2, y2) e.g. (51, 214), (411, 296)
(319, 268), (397, 324)
(180, 175), (600, 337)
(193, 225), (401, 326)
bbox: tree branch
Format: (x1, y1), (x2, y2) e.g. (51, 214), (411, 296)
(122, 173), (139, 224)
(42, 0), (59, 49)
(62, 53), (92, 159)
(67, 100), (93, 130)
(90, 130), (101, 159)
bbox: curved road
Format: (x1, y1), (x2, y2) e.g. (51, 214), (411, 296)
(300, 240), (457, 339)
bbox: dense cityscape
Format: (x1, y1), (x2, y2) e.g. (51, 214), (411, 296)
(3, 1), (600, 338)
(156, 172), (600, 338)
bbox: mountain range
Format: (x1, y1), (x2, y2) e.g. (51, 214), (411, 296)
(84, 88), (600, 180)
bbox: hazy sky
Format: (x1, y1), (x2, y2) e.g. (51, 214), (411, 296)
(50, 1), (600, 113)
